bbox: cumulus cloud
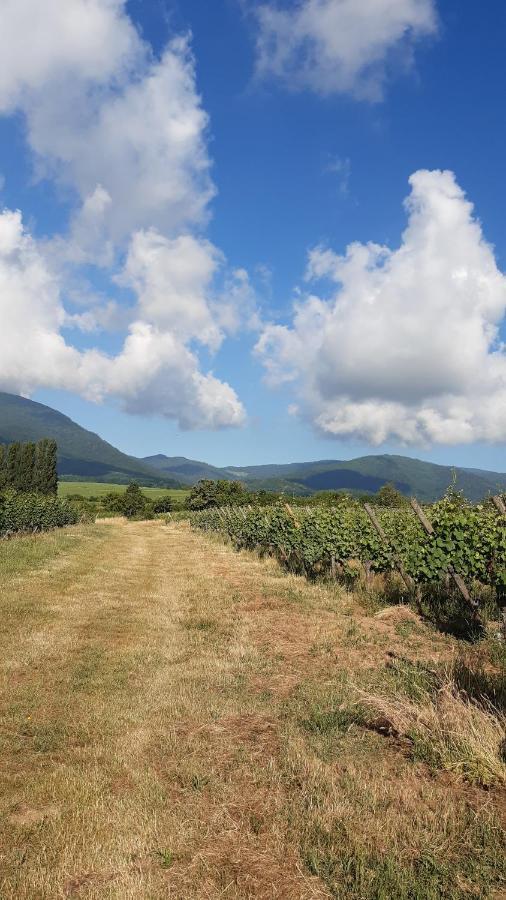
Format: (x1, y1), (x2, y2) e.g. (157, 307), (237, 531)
(0, 0), (213, 243)
(0, 0), (247, 429)
(118, 231), (223, 349)
(256, 170), (506, 445)
(253, 0), (437, 98)
(0, 208), (244, 429)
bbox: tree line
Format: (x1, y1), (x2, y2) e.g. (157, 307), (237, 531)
(0, 439), (58, 495)
(184, 478), (409, 511)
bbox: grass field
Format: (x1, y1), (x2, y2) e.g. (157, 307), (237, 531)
(0, 520), (504, 899)
(58, 481), (190, 503)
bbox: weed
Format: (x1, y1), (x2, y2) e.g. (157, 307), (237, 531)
(182, 617), (218, 632)
(154, 849), (174, 869)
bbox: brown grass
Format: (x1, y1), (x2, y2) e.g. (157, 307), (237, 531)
(0, 520), (504, 899)
(358, 679), (506, 787)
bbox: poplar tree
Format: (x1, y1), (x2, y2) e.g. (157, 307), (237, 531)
(33, 439), (48, 494)
(0, 445), (6, 491)
(19, 442), (36, 492)
(6, 443), (21, 490)
(45, 440), (58, 495)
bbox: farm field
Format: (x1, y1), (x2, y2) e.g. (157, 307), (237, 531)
(58, 481), (190, 503)
(0, 520), (504, 899)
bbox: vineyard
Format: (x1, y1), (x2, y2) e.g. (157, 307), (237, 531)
(192, 493), (506, 623)
(0, 490), (80, 537)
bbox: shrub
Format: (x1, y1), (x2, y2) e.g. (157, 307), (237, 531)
(122, 482), (148, 519)
(185, 479), (249, 511)
(0, 490), (80, 536)
(153, 495), (173, 514)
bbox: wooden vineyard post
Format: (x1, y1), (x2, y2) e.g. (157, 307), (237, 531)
(285, 504), (300, 528)
(364, 503), (415, 595)
(410, 497), (479, 614)
(492, 495), (506, 516)
(491, 497), (506, 635)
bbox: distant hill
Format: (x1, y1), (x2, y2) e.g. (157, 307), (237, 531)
(142, 454), (241, 485)
(2, 393), (504, 500)
(147, 452), (506, 502)
(0, 393), (177, 486)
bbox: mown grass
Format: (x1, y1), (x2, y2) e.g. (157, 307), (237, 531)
(0, 523), (91, 580)
(0, 520), (504, 899)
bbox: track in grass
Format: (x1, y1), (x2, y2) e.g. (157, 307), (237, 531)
(0, 520), (504, 899)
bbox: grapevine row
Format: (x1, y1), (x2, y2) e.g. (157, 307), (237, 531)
(0, 490), (80, 537)
(192, 496), (506, 600)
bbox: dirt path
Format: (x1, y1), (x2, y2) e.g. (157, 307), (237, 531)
(0, 520), (503, 899)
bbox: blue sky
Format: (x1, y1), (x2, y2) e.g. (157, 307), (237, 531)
(0, 0), (505, 470)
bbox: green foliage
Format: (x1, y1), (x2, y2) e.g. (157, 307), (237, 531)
(122, 482), (148, 519)
(373, 482), (408, 507)
(0, 490), (80, 536)
(152, 495), (173, 514)
(185, 479), (249, 510)
(192, 494), (506, 617)
(0, 438), (58, 495)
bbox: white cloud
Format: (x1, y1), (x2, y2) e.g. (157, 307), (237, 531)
(0, 0), (213, 243)
(119, 230), (223, 349)
(0, 1), (248, 430)
(253, 0), (437, 98)
(0, 0), (139, 111)
(0, 207), (245, 429)
(256, 170), (506, 445)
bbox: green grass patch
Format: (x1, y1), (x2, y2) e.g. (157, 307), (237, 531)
(0, 527), (85, 581)
(58, 481), (190, 503)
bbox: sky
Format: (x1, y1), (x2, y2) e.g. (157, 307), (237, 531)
(0, 0), (505, 471)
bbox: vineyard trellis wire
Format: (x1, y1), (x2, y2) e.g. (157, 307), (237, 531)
(191, 494), (506, 625)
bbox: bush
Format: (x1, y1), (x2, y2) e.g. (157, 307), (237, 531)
(0, 490), (80, 536)
(153, 495), (173, 514)
(186, 479), (249, 511)
(122, 482), (148, 519)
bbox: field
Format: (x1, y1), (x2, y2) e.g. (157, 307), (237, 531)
(58, 481), (190, 503)
(0, 519), (504, 899)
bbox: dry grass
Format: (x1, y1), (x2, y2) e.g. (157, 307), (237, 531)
(0, 520), (504, 899)
(358, 679), (506, 787)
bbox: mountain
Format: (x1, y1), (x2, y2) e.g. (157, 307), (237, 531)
(142, 454), (241, 485)
(145, 453), (506, 502)
(2, 393), (504, 500)
(0, 393), (176, 486)
(233, 455), (506, 502)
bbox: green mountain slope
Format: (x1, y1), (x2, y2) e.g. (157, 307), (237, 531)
(2, 393), (504, 500)
(147, 453), (506, 502)
(0, 393), (173, 485)
(285, 455), (506, 502)
(142, 454), (242, 485)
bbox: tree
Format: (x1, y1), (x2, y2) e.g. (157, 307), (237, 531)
(45, 440), (58, 495)
(6, 443), (22, 490)
(33, 439), (48, 494)
(153, 495), (173, 514)
(19, 442), (36, 492)
(33, 439), (58, 495)
(185, 479), (248, 511)
(0, 445), (6, 491)
(101, 492), (126, 514)
(122, 482), (147, 519)
(374, 482), (407, 507)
